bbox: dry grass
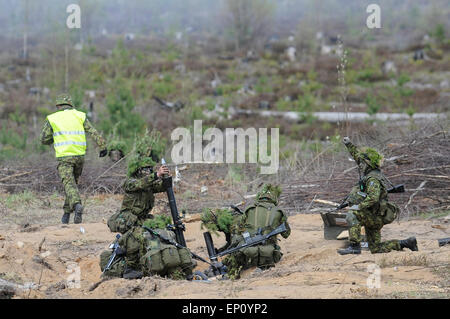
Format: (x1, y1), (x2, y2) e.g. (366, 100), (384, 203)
(377, 254), (429, 268)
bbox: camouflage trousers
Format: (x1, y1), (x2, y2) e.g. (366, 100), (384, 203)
(57, 156), (84, 214)
(349, 209), (401, 253)
(223, 243), (282, 279)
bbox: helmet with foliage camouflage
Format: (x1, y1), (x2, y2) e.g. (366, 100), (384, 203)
(55, 93), (73, 107)
(359, 147), (383, 169)
(142, 214), (172, 230)
(135, 129), (165, 160)
(127, 154), (154, 177)
(255, 184), (282, 205)
(201, 208), (238, 235)
(107, 140), (127, 154)
(127, 129), (166, 177)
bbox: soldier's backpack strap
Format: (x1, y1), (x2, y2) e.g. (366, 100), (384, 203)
(362, 169), (389, 191)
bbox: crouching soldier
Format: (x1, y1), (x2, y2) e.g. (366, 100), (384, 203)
(139, 216), (194, 280)
(222, 184), (290, 279)
(100, 215), (194, 280)
(99, 130), (193, 280)
(201, 207), (243, 254)
(338, 137), (418, 255)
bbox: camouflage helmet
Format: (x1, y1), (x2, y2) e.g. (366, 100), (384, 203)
(135, 129), (165, 161)
(127, 129), (166, 177)
(55, 93), (74, 107)
(201, 208), (237, 235)
(359, 147), (383, 169)
(255, 184), (282, 205)
(127, 154), (155, 177)
(142, 214), (172, 230)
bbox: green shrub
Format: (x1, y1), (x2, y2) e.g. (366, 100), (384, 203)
(356, 68), (382, 83)
(397, 74), (410, 87)
(215, 84), (240, 96)
(0, 125), (27, 150)
(190, 105), (205, 121)
(255, 76), (272, 94)
(365, 94), (381, 115)
(275, 98), (291, 110)
(433, 24), (446, 44)
(100, 83), (145, 140)
(296, 94), (315, 112)
(405, 106), (416, 117)
(152, 76), (176, 98)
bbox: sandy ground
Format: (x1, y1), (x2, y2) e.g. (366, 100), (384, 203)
(0, 208), (448, 299)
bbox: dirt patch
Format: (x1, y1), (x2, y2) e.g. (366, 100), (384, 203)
(0, 210), (448, 299)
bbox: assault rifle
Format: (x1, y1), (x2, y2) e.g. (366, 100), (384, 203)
(438, 237), (450, 247)
(335, 184), (405, 211)
(203, 223), (288, 263)
(387, 184), (405, 194)
(102, 234), (121, 275)
(161, 158), (186, 247)
(230, 204), (244, 215)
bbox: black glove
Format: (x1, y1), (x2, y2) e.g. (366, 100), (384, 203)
(343, 137), (351, 145)
(99, 149), (108, 157)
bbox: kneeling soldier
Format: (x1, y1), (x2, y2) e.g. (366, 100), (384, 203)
(100, 130), (193, 279)
(338, 137), (418, 255)
(222, 184), (291, 278)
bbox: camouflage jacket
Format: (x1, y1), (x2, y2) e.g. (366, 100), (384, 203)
(40, 105), (106, 161)
(120, 171), (166, 219)
(345, 142), (388, 212)
(358, 169), (389, 212)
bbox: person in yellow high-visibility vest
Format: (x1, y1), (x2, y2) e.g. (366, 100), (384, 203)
(40, 94), (108, 224)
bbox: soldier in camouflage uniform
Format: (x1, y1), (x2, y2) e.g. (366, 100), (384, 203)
(101, 131), (194, 280)
(201, 207), (243, 254)
(221, 184), (291, 279)
(40, 94), (107, 224)
(338, 137), (418, 255)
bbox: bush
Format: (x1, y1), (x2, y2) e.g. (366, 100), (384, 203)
(397, 73), (410, 87)
(152, 75), (176, 99)
(100, 82), (145, 140)
(365, 94), (381, 115)
(433, 24), (446, 44)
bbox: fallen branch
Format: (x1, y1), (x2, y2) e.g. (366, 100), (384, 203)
(0, 171), (33, 182)
(405, 181), (427, 211)
(313, 199), (340, 207)
(402, 173), (450, 180)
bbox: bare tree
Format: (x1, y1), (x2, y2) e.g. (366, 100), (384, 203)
(223, 0), (275, 51)
(22, 0), (29, 60)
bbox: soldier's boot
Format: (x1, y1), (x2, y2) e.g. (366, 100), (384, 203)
(338, 243), (361, 255)
(73, 203), (83, 224)
(122, 267), (143, 280)
(61, 213), (70, 224)
(399, 237), (418, 251)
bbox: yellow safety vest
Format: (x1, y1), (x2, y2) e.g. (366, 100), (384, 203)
(47, 109), (87, 158)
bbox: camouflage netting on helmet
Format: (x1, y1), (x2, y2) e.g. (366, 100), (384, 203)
(255, 184), (282, 204)
(127, 154), (155, 177)
(107, 140), (127, 154)
(142, 214), (172, 230)
(135, 129), (165, 160)
(55, 93), (73, 107)
(360, 147), (383, 168)
(127, 129), (166, 176)
(201, 208), (236, 235)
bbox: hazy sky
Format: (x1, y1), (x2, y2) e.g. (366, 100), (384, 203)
(0, 0), (447, 40)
